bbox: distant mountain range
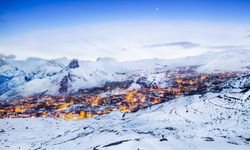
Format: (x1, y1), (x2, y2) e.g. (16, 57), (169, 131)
(0, 49), (249, 101)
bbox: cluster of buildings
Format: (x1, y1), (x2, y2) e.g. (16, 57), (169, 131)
(0, 70), (247, 120)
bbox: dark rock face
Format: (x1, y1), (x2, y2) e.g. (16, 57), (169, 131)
(136, 77), (150, 88)
(24, 75), (32, 82)
(159, 138), (168, 142)
(59, 76), (68, 95)
(68, 59), (79, 69)
(103, 139), (131, 147)
(59, 73), (73, 95)
(202, 137), (214, 141)
(0, 75), (12, 84)
(0, 58), (8, 67)
(0, 75), (13, 95)
(104, 80), (133, 89)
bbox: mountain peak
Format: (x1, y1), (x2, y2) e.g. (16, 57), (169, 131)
(96, 57), (117, 62)
(68, 59), (79, 69)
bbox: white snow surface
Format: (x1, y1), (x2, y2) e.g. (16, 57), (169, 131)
(0, 91), (249, 150)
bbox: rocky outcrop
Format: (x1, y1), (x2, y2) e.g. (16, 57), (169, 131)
(68, 59), (79, 69)
(0, 58), (8, 67)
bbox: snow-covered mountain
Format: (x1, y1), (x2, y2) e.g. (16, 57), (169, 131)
(0, 57), (67, 100)
(0, 75), (249, 149)
(0, 49), (250, 101)
(170, 49), (250, 72)
(0, 59), (27, 95)
(0, 49), (250, 150)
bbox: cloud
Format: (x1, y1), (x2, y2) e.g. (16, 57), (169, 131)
(0, 21), (249, 61)
(120, 48), (127, 51)
(144, 41), (200, 49)
(245, 35), (250, 38)
(26, 57), (45, 61)
(0, 53), (16, 59)
(210, 45), (250, 50)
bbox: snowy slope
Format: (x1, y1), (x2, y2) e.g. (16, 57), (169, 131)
(0, 91), (249, 150)
(0, 58), (131, 100)
(171, 49), (250, 72)
(0, 59), (27, 95)
(0, 57), (67, 97)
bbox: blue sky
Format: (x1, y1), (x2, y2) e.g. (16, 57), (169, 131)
(0, 0), (250, 60)
(1, 0), (250, 36)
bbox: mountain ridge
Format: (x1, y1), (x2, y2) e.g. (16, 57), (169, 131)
(0, 49), (249, 101)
